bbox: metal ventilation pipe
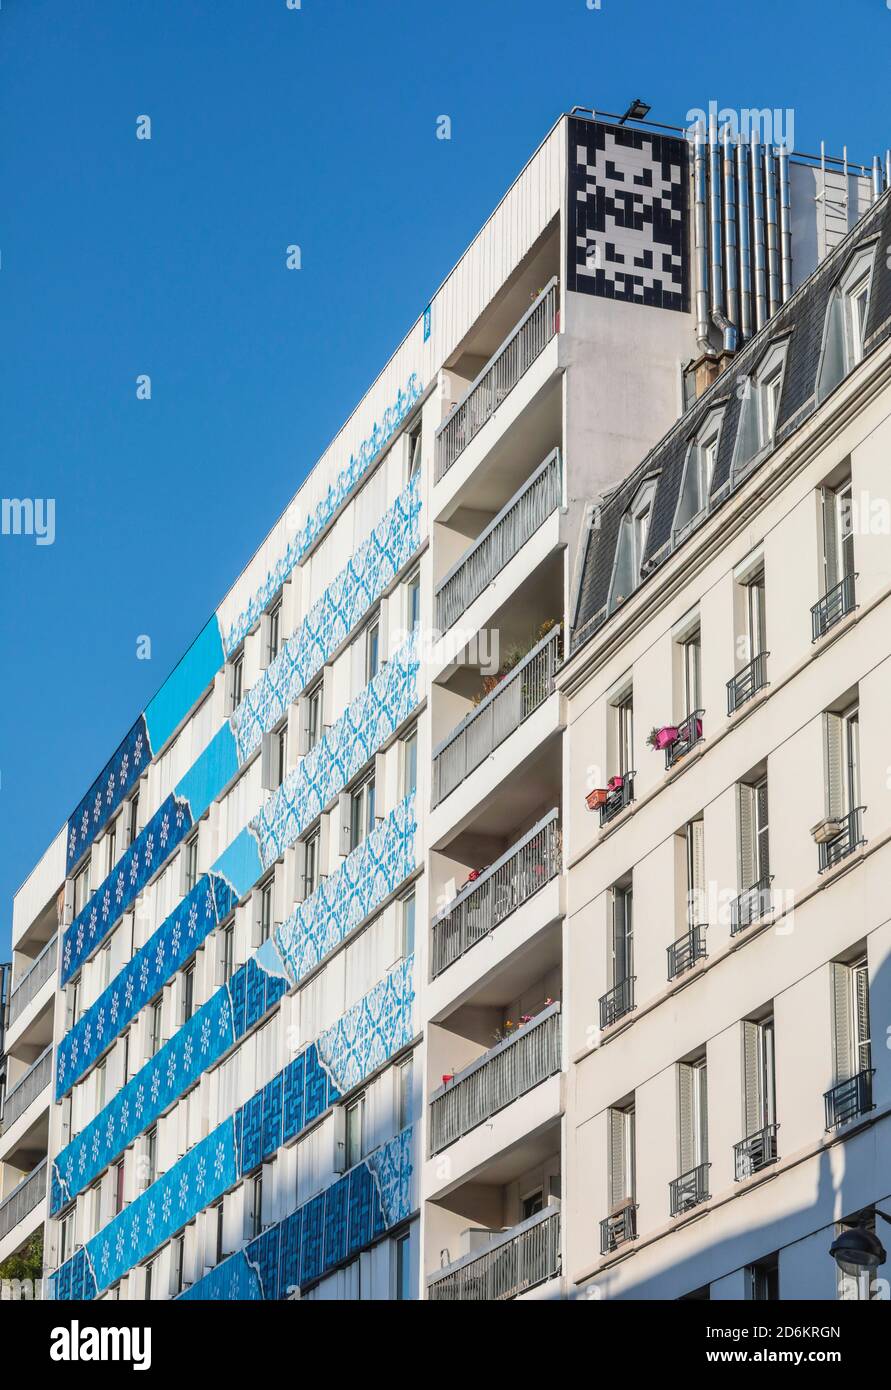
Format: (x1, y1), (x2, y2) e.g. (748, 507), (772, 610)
(873, 155), (882, 201)
(751, 132), (767, 332)
(885, 150), (890, 190)
(736, 137), (752, 339)
(693, 125), (712, 353)
(778, 145), (792, 303)
(722, 127), (739, 334)
(764, 145), (780, 318)
(709, 116), (736, 352)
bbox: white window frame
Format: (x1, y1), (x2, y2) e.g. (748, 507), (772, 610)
(672, 409), (723, 543)
(731, 341), (789, 479)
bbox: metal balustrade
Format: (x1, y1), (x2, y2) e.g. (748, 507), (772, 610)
(599, 773), (635, 827)
(7, 936), (57, 1027)
(600, 1203), (637, 1255)
(427, 1207), (561, 1301)
(811, 573), (857, 641)
(0, 1159), (47, 1243)
(435, 450), (563, 631)
(431, 811), (561, 978)
(818, 807), (865, 872)
(824, 1069), (875, 1130)
(734, 1123), (778, 1181)
(0, 1046), (52, 1134)
(665, 710), (705, 769)
(667, 924), (707, 981)
(670, 1162), (711, 1216)
(431, 626), (561, 808)
(435, 279), (559, 482)
(599, 976), (635, 1030)
(727, 652), (769, 714)
(428, 1003), (561, 1155)
(730, 875), (773, 935)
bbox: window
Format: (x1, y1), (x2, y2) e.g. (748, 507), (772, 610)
(100, 942), (111, 990)
(608, 1103), (636, 1208)
(749, 1253), (779, 1301)
(682, 629), (702, 714)
(817, 246), (875, 402)
(59, 1211), (75, 1265)
(95, 1058), (107, 1111)
(74, 858), (91, 915)
(678, 1057), (709, 1174)
(143, 1259), (155, 1300)
(121, 1030), (130, 1090)
(231, 651), (245, 708)
(150, 997), (163, 1057)
(129, 789), (140, 845)
(611, 885), (633, 987)
(611, 691), (634, 778)
(266, 601), (282, 666)
(214, 1201), (225, 1265)
(305, 681), (323, 752)
(182, 966), (195, 1024)
(684, 817), (705, 925)
(171, 1233), (185, 1296)
(401, 892), (416, 959)
(406, 570), (421, 631)
(820, 475), (855, 596)
(251, 1173), (263, 1239)
(744, 571), (766, 663)
(275, 722), (288, 788)
(221, 924), (234, 983)
(259, 878), (274, 943)
(184, 833), (199, 895)
(89, 1182), (102, 1239)
(522, 1190), (544, 1220)
(145, 1127), (157, 1187)
(365, 618), (381, 683)
(742, 1017), (776, 1135)
(395, 1232), (412, 1301)
(402, 727), (418, 798)
(732, 342), (788, 476)
(825, 703), (860, 821)
(350, 777), (376, 851)
(407, 422), (422, 480)
(68, 977), (81, 1030)
(345, 1096), (365, 1168)
(106, 819), (117, 875)
(673, 412), (722, 539)
(831, 958), (871, 1083)
(608, 479), (657, 613)
(739, 778), (770, 890)
(303, 830), (320, 900)
(397, 1057), (413, 1131)
(115, 1159), (126, 1215)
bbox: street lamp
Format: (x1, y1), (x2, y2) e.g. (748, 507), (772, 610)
(829, 1209), (891, 1278)
(618, 99), (651, 126)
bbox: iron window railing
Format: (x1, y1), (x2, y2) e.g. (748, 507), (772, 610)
(599, 976), (635, 1030)
(727, 652), (769, 714)
(431, 626), (561, 807)
(431, 811), (561, 978)
(434, 279), (559, 482)
(824, 1069), (875, 1131)
(600, 773), (635, 828)
(666, 710), (705, 769)
(0, 1045), (52, 1134)
(435, 450), (563, 631)
(811, 573), (857, 641)
(428, 1003), (561, 1155)
(7, 935), (57, 1027)
(670, 1162), (711, 1217)
(427, 1206), (561, 1301)
(600, 1202), (637, 1255)
(0, 1158), (47, 1243)
(730, 874), (773, 936)
(667, 924), (707, 981)
(818, 807), (865, 872)
(734, 1123), (779, 1181)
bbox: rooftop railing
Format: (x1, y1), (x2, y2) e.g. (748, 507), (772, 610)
(427, 1206), (561, 1301)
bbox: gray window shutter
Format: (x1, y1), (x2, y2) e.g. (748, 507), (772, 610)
(688, 819), (706, 923)
(825, 713), (845, 819)
(854, 964), (871, 1073)
(338, 792), (352, 856)
(831, 962), (852, 1084)
(742, 1020), (761, 1137)
(678, 1064), (695, 1175)
(698, 1064), (709, 1165)
(821, 487), (840, 592)
(608, 1108), (626, 1209)
(738, 785), (755, 891)
(260, 733), (275, 792)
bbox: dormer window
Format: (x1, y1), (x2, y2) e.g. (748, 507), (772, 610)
(731, 342), (789, 480)
(673, 409), (723, 543)
(608, 478), (657, 614)
(817, 245), (876, 403)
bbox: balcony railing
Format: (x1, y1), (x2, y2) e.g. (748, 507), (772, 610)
(0, 1046), (52, 1134)
(667, 924), (707, 981)
(0, 1158), (47, 1243)
(600, 773), (635, 828)
(727, 652), (769, 715)
(811, 573), (857, 641)
(431, 810), (561, 978)
(824, 1069), (875, 1131)
(434, 278), (559, 482)
(428, 1002), (561, 1155)
(7, 936), (57, 1027)
(599, 976), (635, 1030)
(427, 1206), (561, 1301)
(734, 1122), (778, 1181)
(431, 626), (561, 808)
(435, 450), (563, 631)
(666, 710), (704, 769)
(600, 1202), (637, 1255)
(730, 874), (772, 936)
(818, 807), (865, 872)
(670, 1162), (711, 1216)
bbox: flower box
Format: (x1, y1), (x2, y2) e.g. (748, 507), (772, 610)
(607, 775), (624, 791)
(586, 788), (609, 810)
(648, 725), (679, 751)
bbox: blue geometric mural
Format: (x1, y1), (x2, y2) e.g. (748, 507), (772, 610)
(66, 717), (150, 876)
(223, 373), (423, 658)
(56, 873), (237, 1099)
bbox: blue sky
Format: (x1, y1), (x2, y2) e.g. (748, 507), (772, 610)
(1, 0), (889, 955)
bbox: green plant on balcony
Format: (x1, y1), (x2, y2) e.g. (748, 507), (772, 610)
(471, 618), (562, 706)
(0, 1227), (43, 1284)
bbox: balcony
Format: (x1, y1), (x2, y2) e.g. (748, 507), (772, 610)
(667, 924), (707, 981)
(435, 450), (563, 633)
(7, 936), (57, 1028)
(431, 626), (561, 808)
(817, 807), (865, 872)
(599, 773), (635, 828)
(600, 1202), (637, 1255)
(727, 652), (769, 715)
(730, 875), (773, 936)
(0, 1046), (52, 1135)
(0, 1158), (47, 1244)
(431, 811), (561, 979)
(734, 1123), (779, 1181)
(824, 1069), (875, 1130)
(811, 573), (857, 641)
(665, 710), (704, 769)
(435, 279), (559, 483)
(670, 1162), (711, 1217)
(427, 1206), (561, 1301)
(599, 976), (635, 1030)
(428, 1002), (561, 1155)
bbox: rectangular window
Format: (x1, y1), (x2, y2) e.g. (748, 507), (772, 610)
(825, 705), (860, 819)
(107, 820), (117, 875)
(215, 1201), (225, 1265)
(742, 1017), (776, 1134)
(821, 477), (855, 593)
(267, 601), (282, 666)
(150, 997), (163, 1057)
(182, 966), (195, 1025)
(685, 818), (705, 925)
(129, 790), (140, 845)
(303, 830), (320, 900)
(345, 1096), (365, 1168)
(608, 1104), (636, 1208)
(275, 723), (288, 788)
(739, 778), (770, 888)
(171, 1233), (185, 1296)
(746, 573), (766, 661)
(397, 1057), (413, 1131)
(74, 859), (92, 915)
(144, 1259), (154, 1301)
(749, 1254), (779, 1301)
(145, 1126), (157, 1187)
(95, 1058), (106, 1111)
(406, 571), (421, 631)
(402, 728), (418, 798)
(395, 1232), (412, 1301)
(407, 423), (422, 480)
(611, 886), (633, 987)
(306, 681), (323, 751)
(365, 618), (381, 683)
(682, 631), (702, 713)
(115, 1160), (126, 1215)
(678, 1057), (708, 1172)
(831, 958), (871, 1082)
(615, 694), (634, 777)
(89, 1182), (102, 1239)
(184, 833), (199, 895)
(401, 892), (416, 959)
(350, 778), (376, 851)
(231, 651), (245, 708)
(259, 878), (274, 943)
(59, 1211), (75, 1265)
(221, 924), (234, 984)
(251, 1173), (263, 1239)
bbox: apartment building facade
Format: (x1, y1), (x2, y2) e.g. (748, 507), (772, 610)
(0, 105), (887, 1302)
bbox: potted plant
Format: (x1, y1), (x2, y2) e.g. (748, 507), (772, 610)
(607, 774), (624, 791)
(647, 725), (679, 751)
(586, 787), (609, 810)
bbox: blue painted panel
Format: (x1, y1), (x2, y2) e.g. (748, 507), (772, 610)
(144, 616), (224, 753)
(174, 723), (239, 820)
(66, 717), (151, 875)
(212, 826), (263, 901)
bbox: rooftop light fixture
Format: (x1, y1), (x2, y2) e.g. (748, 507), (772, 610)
(619, 99), (651, 125)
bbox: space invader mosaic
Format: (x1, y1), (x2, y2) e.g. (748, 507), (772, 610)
(567, 117), (688, 312)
